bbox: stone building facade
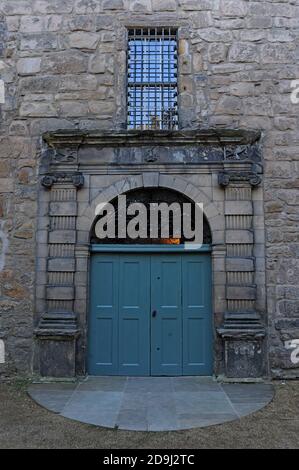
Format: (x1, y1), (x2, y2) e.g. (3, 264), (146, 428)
(0, 0), (298, 380)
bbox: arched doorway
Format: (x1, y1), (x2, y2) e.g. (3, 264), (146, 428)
(88, 188), (213, 376)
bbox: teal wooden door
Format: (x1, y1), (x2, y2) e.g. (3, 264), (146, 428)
(89, 254), (150, 375)
(182, 254), (213, 375)
(118, 255), (150, 375)
(89, 251), (212, 376)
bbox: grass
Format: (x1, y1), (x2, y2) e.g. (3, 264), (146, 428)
(0, 380), (298, 449)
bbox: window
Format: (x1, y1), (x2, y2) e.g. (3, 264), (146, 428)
(127, 27), (178, 130)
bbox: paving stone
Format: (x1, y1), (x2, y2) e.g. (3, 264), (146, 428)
(78, 376), (127, 392)
(28, 378), (274, 430)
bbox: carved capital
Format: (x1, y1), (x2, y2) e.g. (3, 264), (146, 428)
(41, 172), (84, 189)
(218, 171), (262, 187)
(71, 173), (84, 189)
(41, 175), (57, 188)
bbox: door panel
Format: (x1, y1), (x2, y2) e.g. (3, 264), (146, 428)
(118, 256), (150, 375)
(151, 255), (182, 375)
(89, 254), (150, 375)
(182, 255), (213, 375)
(88, 255), (119, 375)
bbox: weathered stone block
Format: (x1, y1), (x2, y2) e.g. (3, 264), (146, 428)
(41, 51), (88, 74)
(129, 0), (152, 12)
(47, 286), (74, 300)
(225, 340), (264, 378)
(226, 285), (256, 300)
(20, 102), (57, 118)
(1, 1), (33, 15)
(215, 96), (242, 115)
(261, 44), (296, 64)
(59, 101), (89, 117)
(152, 0), (177, 11)
(69, 32), (100, 50)
(67, 15), (94, 31)
(20, 33), (58, 51)
(38, 336), (77, 377)
(17, 58), (41, 76)
(0, 178), (13, 192)
(33, 0), (73, 14)
(142, 172), (160, 188)
(226, 230), (253, 244)
(219, 0), (248, 17)
(225, 201), (253, 215)
(208, 43), (227, 63)
(48, 258), (76, 272)
(103, 0), (124, 9)
(180, 0), (214, 10)
(226, 258), (254, 272)
(95, 15), (115, 30)
(229, 43), (258, 62)
(49, 230), (76, 244)
(20, 75), (97, 93)
(89, 53), (114, 74)
(198, 29), (232, 42)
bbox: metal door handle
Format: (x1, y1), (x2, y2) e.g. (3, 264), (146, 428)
(152, 310), (157, 318)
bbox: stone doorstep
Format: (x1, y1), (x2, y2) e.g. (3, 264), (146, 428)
(27, 377), (274, 431)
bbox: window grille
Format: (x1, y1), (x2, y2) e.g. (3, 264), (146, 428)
(127, 27), (178, 130)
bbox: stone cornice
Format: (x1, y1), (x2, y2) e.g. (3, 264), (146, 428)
(43, 128), (261, 148)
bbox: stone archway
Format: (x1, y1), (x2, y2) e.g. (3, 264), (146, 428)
(75, 174), (226, 376)
(78, 174), (225, 243)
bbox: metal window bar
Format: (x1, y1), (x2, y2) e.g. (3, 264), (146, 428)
(127, 27), (178, 130)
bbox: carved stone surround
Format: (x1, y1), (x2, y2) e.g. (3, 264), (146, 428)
(35, 129), (266, 378)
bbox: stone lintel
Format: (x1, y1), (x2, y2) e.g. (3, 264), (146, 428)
(43, 128), (261, 148)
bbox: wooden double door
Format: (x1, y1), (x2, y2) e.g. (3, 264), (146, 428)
(88, 252), (212, 376)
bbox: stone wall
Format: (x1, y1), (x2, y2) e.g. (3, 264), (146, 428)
(0, 0), (298, 378)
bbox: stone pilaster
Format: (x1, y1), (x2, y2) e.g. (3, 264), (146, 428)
(35, 172), (84, 377)
(217, 168), (265, 378)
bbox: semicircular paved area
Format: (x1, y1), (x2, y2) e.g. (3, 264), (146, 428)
(28, 377), (273, 431)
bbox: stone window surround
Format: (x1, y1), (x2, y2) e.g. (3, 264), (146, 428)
(34, 129), (266, 379)
(112, 16), (194, 129)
